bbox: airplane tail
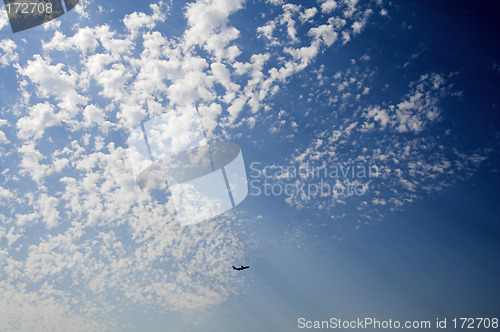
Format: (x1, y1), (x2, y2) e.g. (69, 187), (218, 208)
(232, 266), (236, 269)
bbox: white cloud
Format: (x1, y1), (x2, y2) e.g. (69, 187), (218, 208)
(281, 4), (300, 42)
(0, 131), (7, 144)
(308, 24), (338, 47)
(123, 2), (167, 36)
(352, 9), (372, 34)
(0, 8), (8, 31)
(43, 28), (99, 53)
(320, 0), (337, 14)
(365, 107), (390, 129)
(257, 20), (280, 45)
(17, 55), (87, 112)
(17, 102), (60, 140)
(93, 25), (133, 56)
(96, 63), (133, 100)
(211, 62), (240, 93)
(198, 103), (223, 138)
(18, 142), (53, 184)
(35, 194), (61, 228)
(362, 73), (449, 133)
(300, 7), (318, 23)
(0, 186), (13, 200)
(84, 53), (117, 78)
(0, 119), (9, 144)
(183, 0), (244, 51)
(0, 39), (18, 67)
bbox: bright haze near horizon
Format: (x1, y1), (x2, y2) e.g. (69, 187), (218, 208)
(0, 0), (499, 331)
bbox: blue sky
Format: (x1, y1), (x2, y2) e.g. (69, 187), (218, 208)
(0, 0), (499, 331)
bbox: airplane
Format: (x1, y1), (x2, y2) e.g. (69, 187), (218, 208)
(232, 265), (250, 271)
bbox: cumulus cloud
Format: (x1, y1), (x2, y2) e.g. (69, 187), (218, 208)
(123, 2), (168, 36)
(0, 186), (13, 200)
(17, 55), (87, 112)
(362, 73), (449, 133)
(320, 0), (337, 14)
(0, 8), (8, 31)
(0, 130), (8, 144)
(0, 0), (398, 328)
(43, 28), (99, 53)
(17, 102), (60, 140)
(35, 193), (61, 228)
(0, 39), (18, 67)
(183, 0), (244, 52)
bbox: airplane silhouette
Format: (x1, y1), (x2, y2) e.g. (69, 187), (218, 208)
(232, 265), (250, 271)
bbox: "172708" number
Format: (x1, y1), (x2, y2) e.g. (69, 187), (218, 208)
(452, 318), (499, 329)
(5, 2), (53, 14)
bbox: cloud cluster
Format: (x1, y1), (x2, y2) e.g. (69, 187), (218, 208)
(280, 72), (493, 232)
(1, 0), (379, 328)
(362, 73), (447, 133)
(1, 0), (492, 329)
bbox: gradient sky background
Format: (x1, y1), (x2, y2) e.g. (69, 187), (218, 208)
(0, 0), (499, 331)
